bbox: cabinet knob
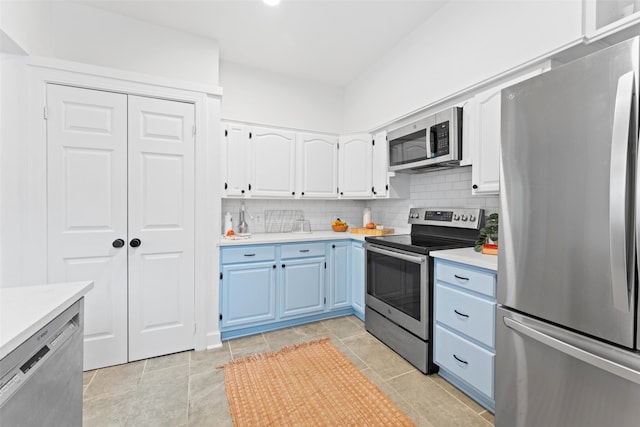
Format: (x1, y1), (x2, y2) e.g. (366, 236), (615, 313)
(130, 238), (141, 248)
(112, 239), (125, 248)
(273, 265), (276, 269)
(472, 184), (478, 190)
(301, 192), (305, 196)
(281, 264), (286, 268)
(292, 191), (295, 195)
(332, 244), (335, 248)
(340, 192), (344, 196)
(241, 189), (245, 194)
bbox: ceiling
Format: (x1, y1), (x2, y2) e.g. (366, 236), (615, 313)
(77, 0), (448, 86)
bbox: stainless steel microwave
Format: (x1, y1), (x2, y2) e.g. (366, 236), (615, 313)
(388, 106), (462, 172)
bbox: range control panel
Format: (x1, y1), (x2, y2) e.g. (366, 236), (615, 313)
(408, 208), (484, 230)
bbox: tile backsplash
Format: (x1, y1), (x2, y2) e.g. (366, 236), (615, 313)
(221, 166), (498, 235)
(368, 166), (499, 227)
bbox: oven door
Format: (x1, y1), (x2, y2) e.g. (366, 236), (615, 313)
(365, 243), (429, 339)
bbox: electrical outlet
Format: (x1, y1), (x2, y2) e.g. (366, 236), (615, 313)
(254, 214), (263, 224)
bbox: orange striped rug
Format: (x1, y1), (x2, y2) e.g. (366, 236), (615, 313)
(220, 338), (415, 427)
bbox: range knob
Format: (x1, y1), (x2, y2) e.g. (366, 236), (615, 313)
(453, 214), (460, 221)
(469, 214), (476, 222)
(461, 214), (468, 221)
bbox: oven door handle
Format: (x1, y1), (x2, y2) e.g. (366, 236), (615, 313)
(365, 244), (426, 264)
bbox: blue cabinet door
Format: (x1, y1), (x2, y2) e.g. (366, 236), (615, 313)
(279, 257), (325, 318)
(221, 261), (277, 330)
(351, 241), (365, 319)
(328, 241), (351, 310)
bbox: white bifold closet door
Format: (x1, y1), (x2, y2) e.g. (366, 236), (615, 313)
(47, 84), (195, 370)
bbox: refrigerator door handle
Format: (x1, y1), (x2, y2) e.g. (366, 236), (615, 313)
(503, 316), (640, 385)
(609, 70), (634, 313)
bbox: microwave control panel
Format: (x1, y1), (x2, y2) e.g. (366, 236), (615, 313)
(430, 121), (450, 157)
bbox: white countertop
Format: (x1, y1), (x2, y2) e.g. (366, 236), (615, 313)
(0, 281), (94, 359)
(431, 247), (498, 271)
(218, 230), (371, 246)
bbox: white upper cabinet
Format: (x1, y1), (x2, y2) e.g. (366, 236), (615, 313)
(371, 131), (389, 198)
(585, 0), (640, 41)
(467, 64), (551, 195)
(338, 133), (372, 198)
(249, 125), (296, 198)
(221, 122), (249, 197)
(296, 132), (339, 198)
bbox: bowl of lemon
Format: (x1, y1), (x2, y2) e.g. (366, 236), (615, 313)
(331, 218), (348, 232)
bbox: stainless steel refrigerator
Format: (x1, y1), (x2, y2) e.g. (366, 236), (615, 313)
(497, 36), (640, 426)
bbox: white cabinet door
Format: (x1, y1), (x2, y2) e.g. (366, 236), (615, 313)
(297, 132), (338, 198)
(127, 96), (195, 362)
(249, 126), (296, 197)
(469, 66), (550, 195)
(470, 88), (502, 195)
(371, 131), (389, 198)
(221, 122), (248, 197)
(46, 84), (129, 370)
(338, 134), (372, 198)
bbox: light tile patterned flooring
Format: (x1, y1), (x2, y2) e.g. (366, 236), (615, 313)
(83, 315), (494, 426)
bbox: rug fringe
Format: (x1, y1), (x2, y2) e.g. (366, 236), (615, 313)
(217, 337), (330, 369)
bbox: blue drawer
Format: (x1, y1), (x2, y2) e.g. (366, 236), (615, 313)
(281, 242), (325, 259)
(435, 283), (496, 348)
(434, 324), (495, 399)
(436, 261), (496, 297)
(221, 245), (276, 264)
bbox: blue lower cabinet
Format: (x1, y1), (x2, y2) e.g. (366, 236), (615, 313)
(279, 257), (325, 318)
(328, 241), (351, 310)
(351, 241), (365, 320)
(220, 261), (277, 329)
(220, 241), (358, 339)
(434, 258), (497, 412)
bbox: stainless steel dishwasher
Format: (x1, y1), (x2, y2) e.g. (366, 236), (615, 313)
(0, 299), (84, 426)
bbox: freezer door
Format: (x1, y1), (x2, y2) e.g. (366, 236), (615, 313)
(496, 307), (640, 427)
(499, 37), (639, 348)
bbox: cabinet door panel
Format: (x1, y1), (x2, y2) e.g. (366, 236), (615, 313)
(222, 122), (248, 196)
(329, 242), (351, 310)
(338, 134), (372, 197)
(297, 133), (338, 198)
(280, 258), (325, 318)
(351, 242), (365, 318)
(372, 131), (389, 198)
(250, 126), (296, 197)
(221, 262), (277, 328)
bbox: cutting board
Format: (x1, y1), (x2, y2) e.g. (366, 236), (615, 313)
(349, 227), (395, 235)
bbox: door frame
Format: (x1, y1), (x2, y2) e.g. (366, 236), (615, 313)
(3, 56), (223, 351)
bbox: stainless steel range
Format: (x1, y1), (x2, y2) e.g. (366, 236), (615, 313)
(364, 207), (484, 374)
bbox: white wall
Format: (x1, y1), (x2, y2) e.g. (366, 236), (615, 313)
(0, 1), (220, 86)
(220, 61), (344, 133)
(342, 0), (583, 132)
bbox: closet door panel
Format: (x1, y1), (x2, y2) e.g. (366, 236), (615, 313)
(127, 95), (196, 361)
(46, 84), (128, 370)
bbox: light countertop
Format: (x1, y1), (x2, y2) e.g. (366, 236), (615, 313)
(1, 281), (94, 359)
(219, 230), (377, 246)
(431, 247), (498, 271)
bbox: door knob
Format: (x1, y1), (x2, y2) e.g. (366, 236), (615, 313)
(130, 238), (141, 248)
(112, 239), (125, 248)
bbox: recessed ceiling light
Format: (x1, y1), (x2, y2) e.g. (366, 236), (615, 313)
(263, 0), (281, 6)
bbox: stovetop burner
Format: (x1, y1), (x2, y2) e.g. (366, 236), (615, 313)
(365, 207), (484, 254)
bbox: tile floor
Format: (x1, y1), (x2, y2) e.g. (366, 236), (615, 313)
(82, 315), (494, 426)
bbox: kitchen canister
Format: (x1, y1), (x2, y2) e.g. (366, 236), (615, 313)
(363, 208), (372, 226)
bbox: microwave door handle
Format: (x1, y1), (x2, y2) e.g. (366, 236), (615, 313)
(365, 245), (425, 264)
(609, 70), (634, 313)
